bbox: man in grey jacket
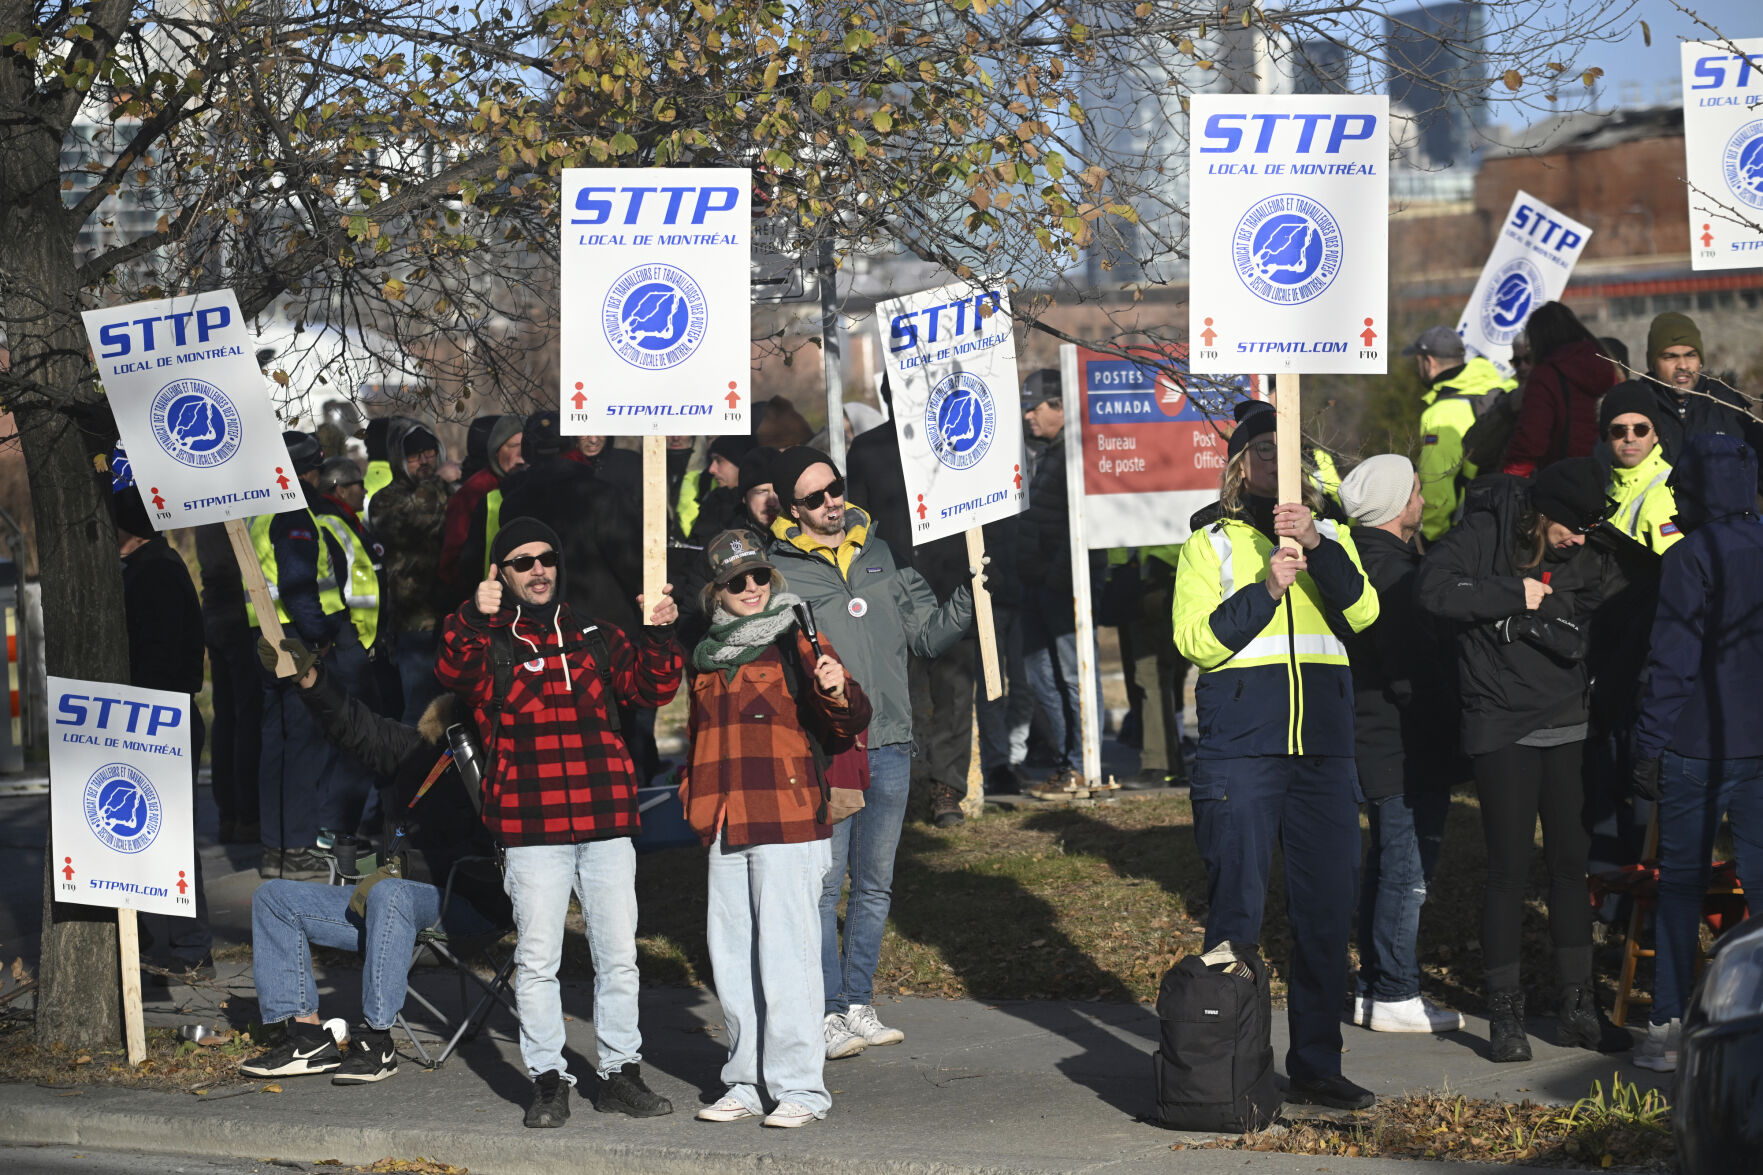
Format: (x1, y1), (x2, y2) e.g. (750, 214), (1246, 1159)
(766, 446), (975, 1059)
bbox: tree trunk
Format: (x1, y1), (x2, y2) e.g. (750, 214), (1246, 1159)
(2, 98), (134, 1049)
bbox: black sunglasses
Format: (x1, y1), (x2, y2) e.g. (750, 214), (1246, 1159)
(719, 567), (773, 593)
(503, 551), (558, 573)
(1608, 422), (1652, 440)
(792, 477), (845, 510)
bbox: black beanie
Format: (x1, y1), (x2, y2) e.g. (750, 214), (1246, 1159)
(1530, 457), (1610, 530)
(769, 445), (840, 511)
(402, 424), (439, 455)
(1597, 384), (1660, 436)
(1225, 400), (1277, 461)
(738, 446), (781, 497)
(489, 516), (563, 571)
(708, 433), (757, 466)
(109, 484), (154, 540)
(524, 410), (562, 458)
(282, 430), (324, 475)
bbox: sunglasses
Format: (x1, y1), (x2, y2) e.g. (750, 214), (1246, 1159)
(1608, 422), (1652, 441)
(502, 551), (558, 573)
(719, 567), (773, 593)
(792, 476), (846, 510)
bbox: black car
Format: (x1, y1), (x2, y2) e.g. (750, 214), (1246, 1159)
(1675, 913), (1763, 1174)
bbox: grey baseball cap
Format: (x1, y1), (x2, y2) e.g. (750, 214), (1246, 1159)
(1401, 325), (1467, 359)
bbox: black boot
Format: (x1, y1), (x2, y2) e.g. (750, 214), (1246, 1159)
(1487, 990), (1531, 1063)
(597, 1062), (673, 1117)
(1556, 983), (1632, 1052)
(524, 1069), (571, 1128)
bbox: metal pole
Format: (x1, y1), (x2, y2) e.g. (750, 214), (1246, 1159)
(818, 239), (847, 469)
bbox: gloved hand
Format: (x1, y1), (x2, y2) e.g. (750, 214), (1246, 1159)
(1496, 613), (1587, 661)
(256, 635), (320, 681)
(969, 555), (991, 592)
(1632, 756), (1663, 803)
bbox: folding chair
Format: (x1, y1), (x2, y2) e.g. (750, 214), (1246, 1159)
(395, 854), (518, 1068)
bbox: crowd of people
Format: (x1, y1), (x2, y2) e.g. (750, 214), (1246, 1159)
(101, 305), (1756, 1127)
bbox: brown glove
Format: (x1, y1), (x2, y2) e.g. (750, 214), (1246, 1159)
(256, 636), (320, 681)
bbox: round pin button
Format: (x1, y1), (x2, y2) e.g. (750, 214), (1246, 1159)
(848, 598), (869, 618)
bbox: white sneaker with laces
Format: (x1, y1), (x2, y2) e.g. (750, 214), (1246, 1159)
(1633, 1018), (1680, 1072)
(845, 1003), (905, 1046)
(1367, 995), (1466, 1033)
(763, 1100), (820, 1128)
(696, 1094), (759, 1122)
(1351, 992), (1373, 1027)
(823, 1013), (868, 1059)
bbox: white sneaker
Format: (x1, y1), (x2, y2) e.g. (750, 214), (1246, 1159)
(824, 1013), (868, 1060)
(1633, 1018), (1680, 1072)
(696, 1094), (759, 1122)
(763, 1100), (820, 1128)
(1350, 992), (1373, 1027)
(845, 1003), (905, 1046)
(1367, 996), (1466, 1034)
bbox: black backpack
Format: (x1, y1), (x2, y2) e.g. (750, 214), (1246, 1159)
(1458, 384), (1521, 474)
(1150, 949), (1280, 1134)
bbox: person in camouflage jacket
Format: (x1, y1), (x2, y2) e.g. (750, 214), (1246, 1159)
(368, 418), (451, 722)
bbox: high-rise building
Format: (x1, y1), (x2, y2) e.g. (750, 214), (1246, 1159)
(1385, 1), (1490, 170)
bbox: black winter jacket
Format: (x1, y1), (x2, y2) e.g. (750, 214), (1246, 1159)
(1625, 373), (1763, 494)
(1416, 476), (1621, 756)
(298, 665), (510, 926)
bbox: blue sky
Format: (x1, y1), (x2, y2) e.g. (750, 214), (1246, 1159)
(1591, 0), (1758, 105)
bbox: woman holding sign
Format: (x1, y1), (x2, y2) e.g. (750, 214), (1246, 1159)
(1171, 400), (1382, 1112)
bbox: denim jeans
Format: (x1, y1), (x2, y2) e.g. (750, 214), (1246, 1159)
(1357, 790), (1448, 1002)
(259, 676), (325, 851)
(1021, 607), (1082, 768)
(503, 838), (641, 1081)
(251, 876), (494, 1029)
(320, 635), (382, 837)
(1652, 751), (1763, 1024)
(708, 832), (831, 1115)
(976, 606), (1033, 773)
(821, 743), (910, 1014)
(393, 629), (445, 726)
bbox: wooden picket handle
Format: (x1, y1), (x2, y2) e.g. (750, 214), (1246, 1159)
(1275, 373), (1302, 550)
(642, 436), (667, 618)
(965, 527), (1001, 701)
(224, 517), (295, 677)
(117, 908), (146, 1066)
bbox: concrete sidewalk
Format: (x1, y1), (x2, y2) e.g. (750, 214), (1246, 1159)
(0, 950), (1668, 1175)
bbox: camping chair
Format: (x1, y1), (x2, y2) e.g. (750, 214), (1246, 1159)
(395, 854), (518, 1068)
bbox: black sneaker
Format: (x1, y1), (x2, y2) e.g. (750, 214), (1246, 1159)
(985, 766), (1021, 796)
(1287, 1073), (1376, 1111)
(525, 1069), (571, 1128)
(597, 1062), (673, 1117)
(258, 847), (332, 881)
(332, 1026), (398, 1085)
(240, 1020), (343, 1077)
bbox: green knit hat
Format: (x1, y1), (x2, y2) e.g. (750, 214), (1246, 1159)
(1647, 312), (1703, 365)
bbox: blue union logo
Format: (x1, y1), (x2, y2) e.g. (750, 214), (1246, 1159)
(1721, 120), (1763, 211)
(149, 378), (241, 469)
(602, 263), (708, 370)
(925, 372), (996, 470)
(83, 763), (162, 854)
(1479, 257), (1544, 344)
(1231, 193), (1344, 306)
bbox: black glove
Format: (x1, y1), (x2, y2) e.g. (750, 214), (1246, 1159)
(1632, 756), (1663, 803)
(256, 635), (320, 681)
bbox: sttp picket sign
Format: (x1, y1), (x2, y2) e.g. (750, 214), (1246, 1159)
(1682, 39), (1763, 271)
(1188, 94), (1389, 376)
(876, 280), (1027, 546)
(1456, 190), (1593, 376)
(48, 677), (195, 919)
(558, 167), (752, 436)
(81, 289), (304, 530)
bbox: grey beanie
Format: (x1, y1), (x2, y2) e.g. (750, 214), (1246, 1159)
(1339, 454), (1414, 527)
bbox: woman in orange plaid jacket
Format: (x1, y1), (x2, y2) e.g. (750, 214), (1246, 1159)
(679, 528), (872, 1130)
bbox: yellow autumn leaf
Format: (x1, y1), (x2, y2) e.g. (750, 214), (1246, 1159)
(1502, 69), (1522, 91)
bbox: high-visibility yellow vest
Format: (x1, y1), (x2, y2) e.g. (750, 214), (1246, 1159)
(1609, 446), (1683, 554)
(481, 487), (503, 577)
(1417, 357), (1516, 541)
(675, 469), (708, 539)
(364, 459), (393, 502)
(315, 513), (382, 647)
(245, 511), (346, 629)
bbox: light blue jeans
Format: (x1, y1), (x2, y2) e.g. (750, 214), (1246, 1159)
(708, 832), (832, 1116)
(820, 743), (911, 1014)
(503, 839), (641, 1081)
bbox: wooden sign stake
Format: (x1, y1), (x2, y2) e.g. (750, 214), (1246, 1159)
(642, 436), (667, 617)
(965, 527), (1002, 701)
(224, 518), (295, 677)
(117, 908), (146, 1066)
(1275, 373), (1302, 549)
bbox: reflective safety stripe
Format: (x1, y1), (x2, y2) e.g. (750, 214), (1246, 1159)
(1617, 473), (1670, 538)
(1232, 632), (1350, 663)
(316, 514), (380, 647)
(246, 510), (345, 628)
(1209, 527), (1234, 597)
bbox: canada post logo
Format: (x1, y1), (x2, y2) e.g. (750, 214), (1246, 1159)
(83, 763), (162, 854)
(1231, 194), (1343, 306)
(149, 378), (242, 468)
(1087, 360), (1186, 422)
(925, 371), (995, 470)
(1479, 257), (1543, 345)
(602, 263), (708, 370)
(1721, 119), (1763, 211)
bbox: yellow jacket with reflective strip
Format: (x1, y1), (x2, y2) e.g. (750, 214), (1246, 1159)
(245, 510), (346, 633)
(1417, 357), (1515, 542)
(1173, 509), (1379, 757)
(1608, 447), (1683, 555)
(315, 512), (384, 647)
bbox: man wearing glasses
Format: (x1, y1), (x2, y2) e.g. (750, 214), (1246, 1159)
(766, 445), (974, 1060)
(1599, 386), (1681, 555)
(437, 518), (683, 1129)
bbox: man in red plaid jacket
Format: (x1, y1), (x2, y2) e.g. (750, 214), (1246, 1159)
(437, 516), (683, 1129)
